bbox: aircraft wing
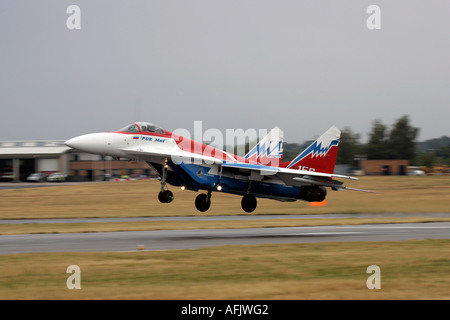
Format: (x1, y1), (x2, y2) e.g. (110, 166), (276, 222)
(222, 162), (362, 191)
(121, 148), (371, 192)
(222, 162), (280, 174)
(120, 147), (223, 165)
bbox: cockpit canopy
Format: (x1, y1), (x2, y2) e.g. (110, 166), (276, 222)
(119, 122), (166, 134)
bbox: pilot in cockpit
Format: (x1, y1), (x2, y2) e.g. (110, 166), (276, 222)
(119, 122), (165, 134)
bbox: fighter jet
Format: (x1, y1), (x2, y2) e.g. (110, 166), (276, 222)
(65, 122), (368, 212)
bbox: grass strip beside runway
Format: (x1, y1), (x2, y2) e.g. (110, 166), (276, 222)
(1, 239), (449, 299)
(0, 176), (449, 219)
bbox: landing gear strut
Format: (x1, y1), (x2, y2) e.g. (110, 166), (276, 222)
(158, 161), (173, 203)
(195, 191), (211, 212)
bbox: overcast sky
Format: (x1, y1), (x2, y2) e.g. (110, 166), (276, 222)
(1, 1), (449, 143)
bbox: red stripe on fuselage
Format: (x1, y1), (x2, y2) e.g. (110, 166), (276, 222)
(112, 130), (258, 164)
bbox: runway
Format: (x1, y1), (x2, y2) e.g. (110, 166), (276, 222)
(1, 222), (450, 254)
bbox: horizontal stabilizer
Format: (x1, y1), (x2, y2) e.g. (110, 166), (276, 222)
(344, 187), (379, 193)
(293, 177), (344, 189)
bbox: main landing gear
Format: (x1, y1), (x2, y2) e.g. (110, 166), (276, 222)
(240, 181), (257, 213)
(156, 162), (257, 213)
(159, 186), (257, 213)
(195, 191), (211, 212)
(194, 191), (257, 213)
(241, 194), (257, 213)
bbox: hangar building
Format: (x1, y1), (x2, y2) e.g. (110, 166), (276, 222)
(0, 140), (156, 182)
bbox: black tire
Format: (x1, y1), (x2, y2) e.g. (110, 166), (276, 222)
(158, 190), (174, 203)
(164, 190), (174, 203)
(158, 191), (166, 203)
(241, 194), (257, 213)
(195, 193), (211, 212)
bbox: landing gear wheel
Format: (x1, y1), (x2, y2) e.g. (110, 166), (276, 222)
(158, 190), (173, 203)
(158, 161), (173, 203)
(195, 193), (211, 212)
(241, 194), (257, 213)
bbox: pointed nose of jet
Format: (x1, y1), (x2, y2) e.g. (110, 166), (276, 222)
(65, 133), (111, 154)
(64, 135), (86, 150)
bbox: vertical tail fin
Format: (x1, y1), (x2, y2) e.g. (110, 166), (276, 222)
(286, 126), (340, 174)
(245, 127), (284, 166)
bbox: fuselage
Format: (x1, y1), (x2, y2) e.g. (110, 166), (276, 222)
(65, 122), (308, 202)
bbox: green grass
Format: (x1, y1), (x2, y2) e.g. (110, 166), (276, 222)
(1, 240), (449, 299)
(0, 176), (449, 300)
(0, 176), (449, 235)
(0, 176), (449, 220)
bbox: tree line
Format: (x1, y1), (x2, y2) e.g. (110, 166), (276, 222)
(283, 115), (449, 168)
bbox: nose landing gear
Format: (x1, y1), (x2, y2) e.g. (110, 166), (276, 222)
(158, 161), (174, 203)
(158, 190), (173, 203)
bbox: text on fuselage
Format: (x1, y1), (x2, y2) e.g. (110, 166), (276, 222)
(141, 136), (167, 143)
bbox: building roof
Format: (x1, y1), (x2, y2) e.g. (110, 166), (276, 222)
(0, 140), (70, 157)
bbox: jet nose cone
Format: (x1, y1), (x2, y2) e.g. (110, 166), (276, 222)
(64, 132), (113, 155)
(65, 133), (102, 153)
(64, 136), (83, 150)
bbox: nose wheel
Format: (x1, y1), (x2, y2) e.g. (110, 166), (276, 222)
(158, 190), (173, 203)
(158, 161), (173, 203)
